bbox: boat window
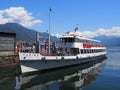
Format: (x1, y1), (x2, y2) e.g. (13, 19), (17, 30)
(81, 49), (83, 54)
(84, 49), (86, 53)
(80, 48), (106, 54)
(61, 38), (75, 42)
(87, 49), (89, 53)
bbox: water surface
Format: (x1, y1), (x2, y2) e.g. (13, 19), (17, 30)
(83, 47), (120, 90)
(0, 47), (120, 90)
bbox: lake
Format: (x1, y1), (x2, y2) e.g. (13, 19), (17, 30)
(0, 47), (120, 90)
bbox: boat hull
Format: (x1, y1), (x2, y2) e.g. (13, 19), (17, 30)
(20, 55), (106, 74)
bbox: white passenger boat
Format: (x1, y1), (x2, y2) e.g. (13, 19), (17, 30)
(19, 31), (107, 74)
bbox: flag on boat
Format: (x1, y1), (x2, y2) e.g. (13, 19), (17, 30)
(74, 26), (78, 32)
(49, 7), (52, 12)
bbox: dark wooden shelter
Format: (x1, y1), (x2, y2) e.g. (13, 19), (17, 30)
(0, 32), (16, 56)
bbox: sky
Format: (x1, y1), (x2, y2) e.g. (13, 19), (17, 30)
(0, 0), (120, 38)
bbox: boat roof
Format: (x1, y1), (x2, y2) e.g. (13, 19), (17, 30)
(59, 32), (101, 43)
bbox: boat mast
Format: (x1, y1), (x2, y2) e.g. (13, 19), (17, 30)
(48, 7), (52, 54)
(36, 32), (40, 53)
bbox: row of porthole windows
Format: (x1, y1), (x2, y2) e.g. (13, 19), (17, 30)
(23, 54), (40, 57)
(80, 49), (106, 54)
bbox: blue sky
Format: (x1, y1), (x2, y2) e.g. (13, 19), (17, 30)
(0, 0), (120, 37)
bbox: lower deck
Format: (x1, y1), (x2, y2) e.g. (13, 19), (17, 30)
(20, 54), (107, 74)
(19, 51), (107, 61)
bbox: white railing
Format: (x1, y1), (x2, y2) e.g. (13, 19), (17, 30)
(19, 51), (107, 61)
(19, 52), (42, 60)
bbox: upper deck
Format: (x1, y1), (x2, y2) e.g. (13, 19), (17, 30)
(59, 31), (106, 50)
(60, 32), (101, 43)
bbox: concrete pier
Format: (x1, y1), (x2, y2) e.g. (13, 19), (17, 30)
(0, 55), (19, 67)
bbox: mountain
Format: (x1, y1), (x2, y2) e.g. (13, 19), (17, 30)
(0, 23), (37, 42)
(0, 23), (58, 43)
(0, 23), (119, 47)
(94, 36), (120, 47)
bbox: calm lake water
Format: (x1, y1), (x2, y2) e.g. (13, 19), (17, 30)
(0, 47), (120, 90)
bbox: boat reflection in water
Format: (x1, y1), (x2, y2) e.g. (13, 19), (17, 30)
(15, 59), (106, 90)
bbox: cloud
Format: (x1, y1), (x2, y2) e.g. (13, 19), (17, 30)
(53, 27), (120, 38)
(96, 27), (120, 37)
(76, 27), (120, 38)
(81, 27), (120, 38)
(82, 31), (97, 38)
(0, 7), (41, 26)
(89, 27), (120, 38)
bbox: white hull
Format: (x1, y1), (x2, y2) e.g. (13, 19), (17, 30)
(19, 53), (107, 74)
